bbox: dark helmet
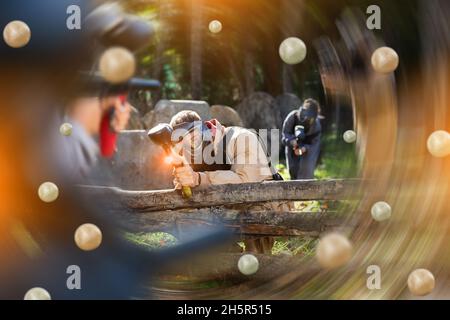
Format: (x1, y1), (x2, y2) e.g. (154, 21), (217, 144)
(298, 98), (320, 128)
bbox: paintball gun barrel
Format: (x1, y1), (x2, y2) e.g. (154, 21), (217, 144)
(79, 72), (161, 97)
(147, 123), (193, 199)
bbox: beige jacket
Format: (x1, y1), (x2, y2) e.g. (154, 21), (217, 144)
(194, 120), (290, 212)
(197, 121), (273, 186)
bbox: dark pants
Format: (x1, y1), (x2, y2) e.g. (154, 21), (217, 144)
(285, 142), (320, 179)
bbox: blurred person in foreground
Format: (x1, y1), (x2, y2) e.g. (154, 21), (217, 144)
(282, 99), (322, 180)
(57, 94), (132, 182)
(0, 0), (203, 299)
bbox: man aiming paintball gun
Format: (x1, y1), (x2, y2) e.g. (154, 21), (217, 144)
(282, 99), (322, 180)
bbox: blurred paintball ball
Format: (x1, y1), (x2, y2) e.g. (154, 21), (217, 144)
(238, 254), (259, 275)
(74, 223), (103, 251)
(209, 20), (222, 34)
(343, 130), (357, 143)
(407, 269), (435, 296)
(427, 130), (450, 158)
(38, 182), (59, 203)
(371, 47), (399, 73)
(60, 123), (73, 136)
(279, 37), (307, 65)
(99, 47), (136, 84)
(371, 201), (392, 222)
(3, 20), (31, 48)
(24, 287), (51, 300)
(316, 233), (352, 269)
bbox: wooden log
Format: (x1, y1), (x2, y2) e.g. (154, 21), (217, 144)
(108, 207), (351, 236)
(152, 253), (324, 300)
(155, 252), (299, 281)
(80, 179), (359, 212)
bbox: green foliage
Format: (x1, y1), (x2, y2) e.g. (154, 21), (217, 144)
(272, 237), (318, 256)
(124, 232), (178, 250)
(314, 131), (359, 179)
(275, 163), (290, 180)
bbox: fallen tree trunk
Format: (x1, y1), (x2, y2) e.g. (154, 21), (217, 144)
(113, 208), (351, 236)
(154, 252), (299, 281)
(80, 179), (360, 212)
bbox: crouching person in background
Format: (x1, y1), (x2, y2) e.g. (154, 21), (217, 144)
(282, 99), (322, 180)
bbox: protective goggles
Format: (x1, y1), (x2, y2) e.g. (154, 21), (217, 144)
(298, 107), (318, 125)
(172, 121), (213, 143)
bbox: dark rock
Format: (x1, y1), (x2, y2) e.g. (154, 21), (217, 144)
(235, 92), (281, 130)
(125, 109), (145, 130)
(210, 105), (244, 127)
(111, 130), (173, 190)
(276, 93), (302, 126)
(142, 109), (155, 130)
(149, 99), (211, 127)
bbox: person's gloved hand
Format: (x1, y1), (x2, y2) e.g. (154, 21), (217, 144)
(173, 166), (200, 189)
(110, 99), (132, 132)
(100, 97), (132, 132)
(294, 146), (307, 156)
(289, 139), (298, 148)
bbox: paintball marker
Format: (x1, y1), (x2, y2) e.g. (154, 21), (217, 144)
(79, 72), (161, 97)
(295, 125), (306, 143)
(294, 125), (307, 156)
(147, 123), (193, 199)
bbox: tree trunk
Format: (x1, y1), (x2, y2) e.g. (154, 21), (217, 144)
(282, 64), (294, 93)
(244, 50), (255, 95)
(151, 0), (170, 103)
(190, 0), (203, 99)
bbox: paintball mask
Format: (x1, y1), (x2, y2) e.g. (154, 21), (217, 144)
(172, 121), (213, 161)
(298, 105), (318, 133)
